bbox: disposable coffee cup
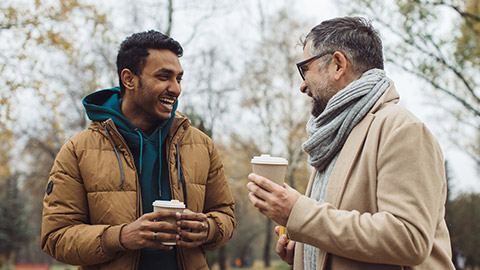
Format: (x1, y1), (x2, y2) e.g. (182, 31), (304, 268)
(251, 154), (289, 241)
(251, 154), (288, 185)
(152, 199), (186, 245)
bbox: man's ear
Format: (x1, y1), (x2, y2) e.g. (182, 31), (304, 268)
(332, 51), (349, 81)
(121, 68), (136, 91)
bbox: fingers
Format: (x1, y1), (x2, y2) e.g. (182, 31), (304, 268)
(284, 240), (295, 265)
(275, 235), (295, 265)
(146, 209), (179, 221)
(147, 231), (179, 250)
(149, 219), (177, 233)
(248, 173), (278, 192)
(179, 211), (207, 222)
(176, 211), (209, 248)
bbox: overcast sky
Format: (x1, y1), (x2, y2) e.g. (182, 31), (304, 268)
(13, 0), (477, 196)
(97, 0), (480, 196)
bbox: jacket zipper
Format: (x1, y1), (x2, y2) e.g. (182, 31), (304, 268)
(166, 118), (188, 270)
(103, 121), (142, 270)
(167, 118), (188, 196)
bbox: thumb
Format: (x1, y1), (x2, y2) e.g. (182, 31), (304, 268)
(283, 182), (293, 190)
(274, 225), (280, 236)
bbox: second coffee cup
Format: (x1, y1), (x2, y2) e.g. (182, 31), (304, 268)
(251, 154), (288, 185)
(251, 154), (289, 241)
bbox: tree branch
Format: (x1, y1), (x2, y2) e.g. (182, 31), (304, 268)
(376, 18), (480, 106)
(389, 58), (480, 117)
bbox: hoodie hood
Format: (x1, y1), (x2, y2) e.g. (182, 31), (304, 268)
(83, 87), (177, 213)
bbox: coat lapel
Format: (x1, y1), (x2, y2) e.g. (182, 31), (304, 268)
(325, 113), (375, 207)
(325, 84), (397, 207)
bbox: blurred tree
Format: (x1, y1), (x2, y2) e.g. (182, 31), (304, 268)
(447, 192), (480, 268)
(218, 136), (264, 268)
(0, 123), (15, 269)
(341, 0), (480, 168)
(0, 0), (114, 263)
(239, 4), (311, 266)
(0, 173), (32, 270)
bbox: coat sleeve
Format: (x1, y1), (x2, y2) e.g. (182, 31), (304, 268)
(41, 139), (127, 266)
(201, 140), (236, 250)
(287, 122), (447, 266)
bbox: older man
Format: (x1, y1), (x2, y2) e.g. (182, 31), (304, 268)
(247, 17), (454, 269)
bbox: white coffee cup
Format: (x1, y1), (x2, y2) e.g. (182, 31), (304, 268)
(251, 154), (289, 240)
(251, 154), (288, 185)
(152, 199), (186, 245)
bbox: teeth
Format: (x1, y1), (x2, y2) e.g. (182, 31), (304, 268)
(159, 98), (175, 105)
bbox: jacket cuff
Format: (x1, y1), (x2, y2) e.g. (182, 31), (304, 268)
(204, 218), (218, 245)
(286, 195), (313, 240)
(101, 224), (128, 255)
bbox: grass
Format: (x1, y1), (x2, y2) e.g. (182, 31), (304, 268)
(0, 265), (77, 270)
(211, 260), (291, 270)
(50, 265), (77, 270)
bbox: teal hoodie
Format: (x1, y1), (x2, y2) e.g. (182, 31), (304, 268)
(83, 87), (178, 269)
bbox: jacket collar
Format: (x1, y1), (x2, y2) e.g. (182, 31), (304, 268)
(325, 84), (399, 205)
(305, 84), (399, 199)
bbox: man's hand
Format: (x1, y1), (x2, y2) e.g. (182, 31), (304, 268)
(120, 210), (179, 250)
(176, 209), (209, 248)
(275, 226), (295, 265)
(247, 173), (301, 226)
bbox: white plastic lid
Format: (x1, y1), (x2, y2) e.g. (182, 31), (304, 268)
(152, 199), (185, 208)
(251, 154), (288, 165)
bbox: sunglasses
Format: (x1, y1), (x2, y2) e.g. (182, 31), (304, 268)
(296, 51), (335, 80)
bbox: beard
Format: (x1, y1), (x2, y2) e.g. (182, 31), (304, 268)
(310, 81), (336, 118)
(311, 95), (329, 118)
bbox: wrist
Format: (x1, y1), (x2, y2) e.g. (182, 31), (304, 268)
(102, 224), (129, 255)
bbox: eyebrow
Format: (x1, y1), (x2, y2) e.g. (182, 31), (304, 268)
(156, 68), (184, 76)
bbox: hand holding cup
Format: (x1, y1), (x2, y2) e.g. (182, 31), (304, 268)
(250, 154), (290, 240)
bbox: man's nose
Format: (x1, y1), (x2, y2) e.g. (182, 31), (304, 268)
(168, 80), (182, 95)
(299, 80), (308, 94)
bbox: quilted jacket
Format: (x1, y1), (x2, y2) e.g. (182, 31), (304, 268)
(41, 112), (236, 270)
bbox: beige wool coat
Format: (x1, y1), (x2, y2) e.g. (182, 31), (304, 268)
(288, 85), (455, 269)
(41, 112), (236, 270)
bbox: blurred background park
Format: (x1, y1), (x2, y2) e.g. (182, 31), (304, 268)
(1, 0), (479, 269)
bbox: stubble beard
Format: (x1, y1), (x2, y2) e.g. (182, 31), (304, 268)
(311, 95), (328, 118)
(135, 77), (159, 123)
(310, 81), (336, 118)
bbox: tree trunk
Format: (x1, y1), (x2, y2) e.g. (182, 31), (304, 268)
(218, 246), (226, 270)
(5, 250), (14, 270)
(263, 218), (272, 267)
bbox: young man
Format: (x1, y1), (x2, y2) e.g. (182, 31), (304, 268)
(41, 30), (236, 270)
(247, 17), (454, 269)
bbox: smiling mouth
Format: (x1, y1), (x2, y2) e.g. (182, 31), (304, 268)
(159, 97), (176, 105)
(305, 88), (313, 97)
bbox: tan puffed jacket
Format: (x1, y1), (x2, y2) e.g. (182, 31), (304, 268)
(41, 112), (236, 270)
(288, 85), (455, 269)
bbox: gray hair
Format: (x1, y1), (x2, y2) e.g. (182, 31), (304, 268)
(303, 17), (384, 75)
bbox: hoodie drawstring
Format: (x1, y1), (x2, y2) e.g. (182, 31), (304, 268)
(158, 131), (162, 197)
(104, 126), (125, 189)
(176, 142), (187, 208)
(134, 128), (144, 175)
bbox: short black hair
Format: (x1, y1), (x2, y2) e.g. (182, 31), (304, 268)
(116, 30), (183, 95)
(303, 17), (384, 74)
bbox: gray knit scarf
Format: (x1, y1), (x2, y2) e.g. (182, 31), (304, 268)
(302, 69), (391, 270)
(302, 69), (391, 172)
